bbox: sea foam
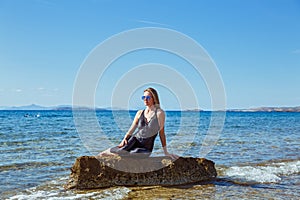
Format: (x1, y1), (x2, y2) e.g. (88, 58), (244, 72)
(224, 160), (300, 183)
(8, 180), (131, 200)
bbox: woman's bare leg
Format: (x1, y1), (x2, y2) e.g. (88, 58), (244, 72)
(97, 148), (117, 157)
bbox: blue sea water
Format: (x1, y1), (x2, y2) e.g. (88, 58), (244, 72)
(0, 110), (299, 199)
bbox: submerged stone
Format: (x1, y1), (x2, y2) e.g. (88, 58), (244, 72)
(64, 156), (217, 189)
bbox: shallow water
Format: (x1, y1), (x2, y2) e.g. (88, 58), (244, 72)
(1, 110), (299, 199)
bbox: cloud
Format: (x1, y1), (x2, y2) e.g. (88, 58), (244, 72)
(37, 87), (45, 91)
(292, 49), (300, 54)
(134, 19), (172, 27)
(34, 0), (56, 7)
(15, 89), (22, 93)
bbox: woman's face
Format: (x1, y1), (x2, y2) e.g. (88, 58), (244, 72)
(143, 91), (154, 107)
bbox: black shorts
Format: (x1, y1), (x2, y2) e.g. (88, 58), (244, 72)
(110, 136), (151, 158)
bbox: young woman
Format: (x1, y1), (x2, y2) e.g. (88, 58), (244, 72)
(99, 87), (177, 159)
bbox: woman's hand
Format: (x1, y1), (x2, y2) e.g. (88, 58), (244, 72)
(118, 138), (128, 147)
(163, 146), (179, 160)
(165, 152), (179, 160)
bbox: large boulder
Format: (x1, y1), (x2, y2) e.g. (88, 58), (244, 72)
(64, 156), (217, 189)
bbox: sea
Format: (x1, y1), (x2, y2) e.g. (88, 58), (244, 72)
(0, 110), (299, 199)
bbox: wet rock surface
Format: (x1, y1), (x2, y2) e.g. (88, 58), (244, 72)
(64, 156), (217, 189)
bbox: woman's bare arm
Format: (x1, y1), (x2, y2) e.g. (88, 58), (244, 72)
(157, 109), (179, 159)
(118, 110), (142, 147)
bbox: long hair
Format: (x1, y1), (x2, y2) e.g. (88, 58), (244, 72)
(144, 87), (161, 109)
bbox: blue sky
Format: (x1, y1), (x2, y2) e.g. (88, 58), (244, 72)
(0, 0), (299, 110)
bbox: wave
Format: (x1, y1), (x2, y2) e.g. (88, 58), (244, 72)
(6, 177), (131, 200)
(218, 159), (300, 184)
(8, 189), (131, 200)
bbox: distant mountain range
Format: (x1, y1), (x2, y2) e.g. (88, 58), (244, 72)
(227, 106), (300, 112)
(0, 104), (52, 110)
(0, 104), (300, 112)
(0, 104), (125, 111)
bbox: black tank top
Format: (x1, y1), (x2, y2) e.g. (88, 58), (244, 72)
(135, 109), (160, 151)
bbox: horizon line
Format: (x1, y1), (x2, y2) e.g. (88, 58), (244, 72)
(0, 104), (300, 112)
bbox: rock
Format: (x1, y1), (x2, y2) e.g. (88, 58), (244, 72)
(64, 156), (217, 190)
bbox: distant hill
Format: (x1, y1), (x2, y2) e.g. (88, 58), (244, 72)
(228, 106), (300, 112)
(2, 104), (53, 110)
(0, 104), (110, 111)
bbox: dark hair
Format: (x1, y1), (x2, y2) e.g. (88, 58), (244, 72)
(144, 87), (160, 108)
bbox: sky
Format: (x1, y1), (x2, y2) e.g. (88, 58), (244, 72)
(0, 0), (300, 110)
